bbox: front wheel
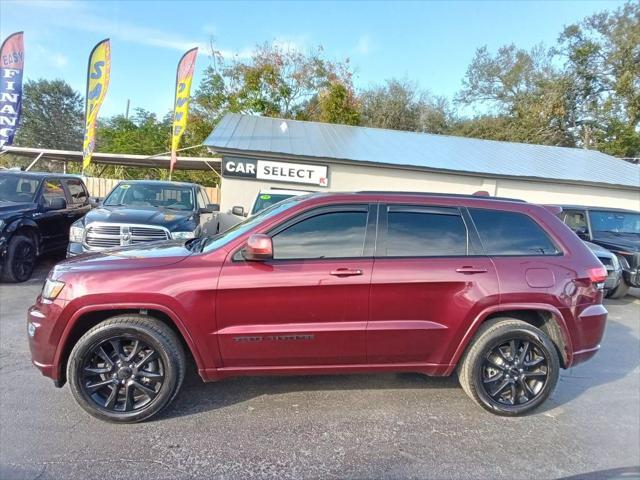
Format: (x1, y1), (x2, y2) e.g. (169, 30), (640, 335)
(1, 234), (36, 282)
(67, 315), (186, 423)
(458, 318), (560, 416)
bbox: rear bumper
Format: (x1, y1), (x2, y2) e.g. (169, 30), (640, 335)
(570, 304), (608, 367)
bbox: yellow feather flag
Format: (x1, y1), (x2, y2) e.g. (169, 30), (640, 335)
(82, 39), (111, 170)
(170, 47), (198, 177)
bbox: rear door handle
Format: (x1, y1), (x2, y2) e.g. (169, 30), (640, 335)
(455, 266), (488, 274)
(330, 268), (363, 277)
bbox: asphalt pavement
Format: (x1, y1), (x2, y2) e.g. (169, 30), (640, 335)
(1, 254), (638, 480)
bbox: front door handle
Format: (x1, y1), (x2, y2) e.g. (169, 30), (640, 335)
(455, 266), (488, 274)
(330, 268), (363, 277)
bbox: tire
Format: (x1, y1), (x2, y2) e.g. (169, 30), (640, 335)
(67, 314), (186, 423)
(608, 279), (630, 299)
(457, 318), (560, 416)
(1, 234), (36, 283)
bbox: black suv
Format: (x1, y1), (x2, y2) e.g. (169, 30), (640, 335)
(0, 171), (91, 282)
(558, 205), (640, 298)
(67, 180), (218, 256)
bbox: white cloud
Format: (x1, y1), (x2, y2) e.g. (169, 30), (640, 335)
(355, 34), (372, 55)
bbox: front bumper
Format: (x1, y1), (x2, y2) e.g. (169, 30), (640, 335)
(66, 241), (84, 258)
(623, 268), (640, 288)
(27, 296), (67, 385)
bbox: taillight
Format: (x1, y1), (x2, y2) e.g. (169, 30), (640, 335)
(587, 266), (607, 284)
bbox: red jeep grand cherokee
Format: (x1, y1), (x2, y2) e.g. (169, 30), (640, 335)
(28, 192), (608, 422)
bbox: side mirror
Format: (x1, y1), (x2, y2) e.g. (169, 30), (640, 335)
(89, 197), (103, 208)
(243, 234), (273, 261)
(575, 226), (589, 239)
(199, 203), (220, 214)
(232, 205), (246, 217)
(44, 197), (66, 211)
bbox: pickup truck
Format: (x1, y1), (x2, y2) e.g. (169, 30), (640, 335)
(67, 180), (219, 256)
(0, 171), (91, 282)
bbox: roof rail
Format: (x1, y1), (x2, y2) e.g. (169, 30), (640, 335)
(355, 191), (527, 202)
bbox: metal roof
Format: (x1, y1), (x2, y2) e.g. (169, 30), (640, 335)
(204, 113), (640, 190)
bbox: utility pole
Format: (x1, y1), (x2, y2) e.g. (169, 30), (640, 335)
(125, 99), (130, 120)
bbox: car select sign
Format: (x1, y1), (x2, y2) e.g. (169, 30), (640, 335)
(222, 158), (329, 187)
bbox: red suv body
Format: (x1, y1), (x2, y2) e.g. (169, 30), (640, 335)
(28, 192), (608, 422)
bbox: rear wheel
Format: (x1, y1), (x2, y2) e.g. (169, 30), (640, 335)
(458, 318), (559, 416)
(1, 234), (36, 283)
(608, 279), (630, 299)
(67, 315), (185, 423)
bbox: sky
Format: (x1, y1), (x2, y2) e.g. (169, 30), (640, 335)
(0, 0), (627, 119)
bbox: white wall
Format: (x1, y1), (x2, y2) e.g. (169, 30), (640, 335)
(219, 160), (640, 212)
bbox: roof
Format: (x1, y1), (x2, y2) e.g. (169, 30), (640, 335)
(205, 113), (640, 190)
(0, 170), (83, 179)
(112, 179), (202, 188)
(0, 146), (221, 172)
(558, 205), (640, 213)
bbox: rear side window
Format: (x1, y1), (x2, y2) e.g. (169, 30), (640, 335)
(272, 211), (368, 259)
(386, 208), (467, 256)
(469, 209), (559, 256)
(64, 179), (88, 205)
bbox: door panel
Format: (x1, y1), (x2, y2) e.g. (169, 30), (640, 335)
(366, 204), (499, 365)
(216, 204), (375, 367)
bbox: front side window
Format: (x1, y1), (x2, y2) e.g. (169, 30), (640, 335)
(64, 179), (88, 205)
(272, 210), (368, 259)
(42, 179), (66, 204)
(470, 208), (559, 256)
(385, 208), (467, 256)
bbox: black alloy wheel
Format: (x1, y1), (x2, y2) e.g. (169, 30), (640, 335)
(81, 336), (165, 412)
(481, 338), (549, 406)
(68, 315), (185, 423)
(1, 234), (37, 282)
(457, 318), (560, 416)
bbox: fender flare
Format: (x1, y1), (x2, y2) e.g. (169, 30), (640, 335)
(5, 218), (42, 251)
(445, 303), (574, 375)
(54, 302), (206, 380)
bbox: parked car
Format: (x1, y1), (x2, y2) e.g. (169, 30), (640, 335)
(29, 192), (608, 422)
(213, 188), (311, 233)
(558, 205), (640, 298)
(0, 171), (90, 282)
(584, 241), (623, 297)
(66, 180), (219, 257)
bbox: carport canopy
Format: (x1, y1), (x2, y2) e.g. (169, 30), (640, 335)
(0, 145), (222, 172)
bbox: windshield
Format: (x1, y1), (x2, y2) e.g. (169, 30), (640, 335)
(104, 183), (194, 211)
(589, 210), (640, 234)
(251, 193), (297, 215)
(197, 196), (303, 253)
(0, 174), (41, 203)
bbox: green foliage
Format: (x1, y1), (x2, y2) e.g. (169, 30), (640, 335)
(13, 79), (84, 150)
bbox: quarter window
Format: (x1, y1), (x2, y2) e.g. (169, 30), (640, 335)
(385, 209), (467, 256)
(272, 211), (368, 259)
(469, 209), (559, 256)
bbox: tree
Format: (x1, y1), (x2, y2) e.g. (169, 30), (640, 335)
(13, 79), (84, 150)
(359, 78), (452, 134)
(98, 109), (171, 155)
(558, 1), (640, 156)
(193, 41), (357, 124)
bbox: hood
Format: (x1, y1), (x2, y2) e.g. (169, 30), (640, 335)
(83, 205), (195, 231)
(591, 231), (640, 253)
(0, 201), (37, 218)
(53, 240), (194, 275)
(584, 241), (611, 255)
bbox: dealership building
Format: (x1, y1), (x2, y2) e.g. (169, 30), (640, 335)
(205, 113), (640, 212)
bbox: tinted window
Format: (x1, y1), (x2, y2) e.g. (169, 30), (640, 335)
(42, 179), (66, 205)
(272, 211), (367, 259)
(562, 210), (587, 231)
(0, 174), (40, 202)
(470, 209), (559, 255)
(64, 179), (87, 205)
(104, 183), (194, 210)
(386, 210), (467, 256)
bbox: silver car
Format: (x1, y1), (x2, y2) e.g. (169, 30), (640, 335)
(585, 241), (623, 297)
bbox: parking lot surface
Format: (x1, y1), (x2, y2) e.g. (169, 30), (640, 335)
(1, 255), (639, 480)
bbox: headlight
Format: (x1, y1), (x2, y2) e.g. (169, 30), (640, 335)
(69, 221), (85, 243)
(172, 230), (197, 239)
(42, 279), (65, 300)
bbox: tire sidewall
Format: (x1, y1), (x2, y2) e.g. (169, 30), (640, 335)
(68, 324), (179, 423)
(471, 326), (559, 416)
(5, 234), (36, 282)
